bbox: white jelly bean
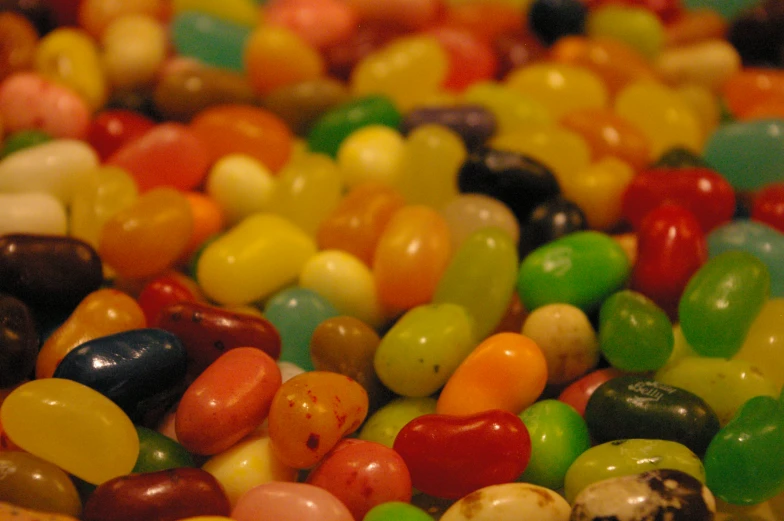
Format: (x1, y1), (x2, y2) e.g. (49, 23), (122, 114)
(0, 192), (68, 235)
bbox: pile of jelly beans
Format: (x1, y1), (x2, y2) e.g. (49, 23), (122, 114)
(1, 0), (784, 519)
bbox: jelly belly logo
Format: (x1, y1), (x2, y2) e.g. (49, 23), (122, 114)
(627, 380), (678, 407)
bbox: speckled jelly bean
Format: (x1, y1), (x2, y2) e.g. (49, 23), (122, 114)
(102, 15), (167, 92)
(359, 396), (437, 448)
(444, 483), (571, 520)
(171, 12), (251, 72)
(232, 482), (353, 521)
(734, 299), (784, 390)
(244, 26), (324, 96)
(133, 425), (195, 473)
(0, 193), (67, 236)
(0, 451), (82, 518)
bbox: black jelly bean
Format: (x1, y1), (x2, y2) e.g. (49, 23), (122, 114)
(518, 196), (587, 258)
(528, 0), (587, 46)
(0, 292), (38, 387)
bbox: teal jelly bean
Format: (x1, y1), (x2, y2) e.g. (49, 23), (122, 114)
(704, 395), (784, 505)
(363, 501), (435, 521)
(708, 219), (784, 298)
(681, 0), (764, 19)
(133, 426), (196, 473)
(307, 95), (402, 157)
(0, 130), (53, 159)
(518, 399), (591, 491)
(517, 231), (630, 313)
(359, 396), (438, 448)
(433, 227), (518, 340)
(599, 290), (674, 372)
(170, 12), (252, 72)
(704, 119), (784, 191)
(263, 286), (340, 372)
(679, 250), (770, 358)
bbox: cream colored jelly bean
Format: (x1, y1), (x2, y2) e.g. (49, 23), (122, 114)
(440, 483), (571, 521)
(206, 154), (276, 225)
(102, 15), (167, 91)
(0, 192), (67, 236)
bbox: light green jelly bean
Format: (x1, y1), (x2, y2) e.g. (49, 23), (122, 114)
(679, 250), (770, 359)
(433, 227), (518, 340)
(363, 501), (434, 521)
(587, 5), (665, 59)
(656, 356), (778, 426)
(359, 397), (437, 448)
(374, 303), (476, 397)
(564, 439), (705, 504)
(517, 231), (630, 313)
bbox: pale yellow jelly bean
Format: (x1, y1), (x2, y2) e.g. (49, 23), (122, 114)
(34, 28), (107, 112)
(733, 299), (784, 392)
(440, 483), (571, 521)
(558, 157), (635, 231)
(505, 62), (608, 120)
(267, 152), (342, 236)
(522, 303), (600, 386)
(0, 192), (67, 236)
(298, 250), (385, 329)
(205, 154), (275, 225)
(336, 125), (405, 189)
(172, 0), (259, 26)
(202, 433), (297, 508)
(102, 15), (167, 90)
(656, 39), (741, 93)
(440, 194), (520, 250)
(394, 124), (466, 209)
(614, 80), (703, 160)
(0, 139), (98, 204)
(70, 166), (139, 249)
(197, 213), (317, 305)
(462, 82), (552, 135)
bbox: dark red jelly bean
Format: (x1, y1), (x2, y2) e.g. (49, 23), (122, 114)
(752, 182), (784, 233)
(86, 109), (156, 161)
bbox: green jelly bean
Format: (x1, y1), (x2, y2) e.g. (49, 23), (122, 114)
(363, 501), (434, 521)
(133, 426), (196, 474)
(433, 227), (518, 340)
(0, 130), (52, 159)
(656, 357), (778, 426)
(307, 95), (402, 157)
(599, 290), (674, 372)
(518, 399), (591, 491)
(359, 396), (437, 448)
(704, 395), (784, 505)
(517, 231), (630, 313)
(682, 0), (767, 20)
(170, 12), (252, 72)
(374, 303), (476, 397)
(564, 439), (705, 504)
(679, 251), (770, 358)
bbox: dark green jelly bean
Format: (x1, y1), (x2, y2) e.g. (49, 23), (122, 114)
(170, 12), (251, 73)
(307, 95), (401, 157)
(651, 146), (709, 169)
(133, 426), (196, 474)
(261, 78), (350, 136)
(400, 105), (496, 150)
(585, 375), (720, 456)
(0, 234), (103, 312)
(0, 293), (38, 387)
(571, 469), (716, 521)
(0, 129), (52, 159)
(599, 290), (674, 372)
(679, 250), (770, 358)
(517, 231), (630, 313)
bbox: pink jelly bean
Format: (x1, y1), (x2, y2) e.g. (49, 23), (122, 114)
(232, 482), (354, 521)
(0, 72), (90, 139)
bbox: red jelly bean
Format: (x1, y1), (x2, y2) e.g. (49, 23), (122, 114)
(752, 182), (784, 234)
(136, 271), (203, 326)
(86, 109), (156, 161)
(426, 26), (497, 92)
(558, 367), (625, 417)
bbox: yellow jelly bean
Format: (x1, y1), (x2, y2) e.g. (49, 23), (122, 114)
(505, 62), (608, 120)
(462, 81), (552, 134)
(733, 299), (784, 391)
(587, 5), (665, 60)
(197, 213), (317, 305)
(559, 157), (635, 231)
(173, 0), (259, 26)
(34, 28), (107, 111)
(675, 83), (720, 138)
(336, 125), (405, 189)
(102, 15), (167, 90)
(205, 154), (275, 225)
(245, 25), (324, 96)
(0, 379), (139, 485)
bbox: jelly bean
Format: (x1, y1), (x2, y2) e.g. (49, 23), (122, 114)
(308, 95), (401, 158)
(136, 272), (202, 327)
(665, 8), (728, 47)
(263, 0), (358, 49)
(359, 396), (437, 448)
(679, 251), (770, 358)
(558, 367), (625, 417)
(0, 379), (138, 484)
(0, 451), (82, 517)
(585, 375), (720, 456)
(656, 357), (779, 425)
(83, 468), (231, 521)
(205, 154), (274, 225)
(631, 204), (708, 318)
(171, 12), (251, 72)
(86, 109), (155, 161)
(571, 469), (716, 521)
(232, 482), (353, 521)
(190, 104), (293, 173)
(176, 348), (281, 455)
(560, 157), (635, 230)
(443, 3), (523, 42)
(401, 105), (496, 151)
(517, 231), (630, 312)
(753, 182), (784, 233)
(0, 139), (98, 204)
(564, 439), (705, 503)
(441, 482), (571, 521)
(393, 409), (531, 500)
(202, 432), (298, 507)
(0, 193), (67, 236)
(321, 22), (407, 82)
(505, 63), (608, 120)
(0, 502), (78, 521)
(734, 299), (784, 390)
(34, 28), (107, 111)
(336, 125), (405, 188)
(363, 502), (434, 521)
(173, 0), (258, 27)
(721, 69), (784, 118)
(676, 84), (721, 137)
(78, 0), (163, 39)
(425, 26), (497, 92)
(727, 1), (784, 67)
(263, 287), (339, 371)
(656, 40), (741, 93)
(0, 73), (90, 139)
(683, 0), (766, 20)
(102, 15), (167, 91)
(599, 290), (674, 372)
(519, 196), (588, 256)
(528, 0), (587, 45)
(197, 213), (317, 305)
(36, 288), (146, 379)
(0, 294), (36, 388)
(306, 439), (412, 520)
(342, 0), (440, 29)
(182, 191), (225, 258)
(0, 129), (52, 159)
(267, 371), (368, 468)
(0, 12), (38, 81)
(462, 82), (552, 135)
(0, 234), (102, 312)
(521, 303), (599, 385)
(156, 300), (281, 378)
(440, 194), (520, 251)
(587, 5), (664, 59)
(261, 78), (349, 136)
(703, 119), (784, 191)
(133, 426), (195, 473)
(98, 187), (193, 279)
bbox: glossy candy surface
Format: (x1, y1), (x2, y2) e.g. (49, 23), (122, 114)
(0, 451), (82, 517)
(231, 482), (353, 521)
(0, 294), (37, 388)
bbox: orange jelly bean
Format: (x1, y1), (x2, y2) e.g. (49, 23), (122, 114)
(98, 187), (193, 279)
(664, 9), (727, 48)
(436, 332), (548, 416)
(78, 0), (164, 38)
(189, 104), (294, 173)
(722, 68), (784, 118)
(36, 288), (146, 379)
(182, 191), (225, 258)
(441, 3), (523, 42)
(0, 12), (38, 81)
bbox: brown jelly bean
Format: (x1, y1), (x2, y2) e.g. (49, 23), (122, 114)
(0, 293), (37, 388)
(261, 78), (350, 136)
